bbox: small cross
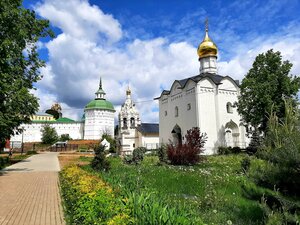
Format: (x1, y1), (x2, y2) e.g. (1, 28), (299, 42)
(205, 18), (209, 31)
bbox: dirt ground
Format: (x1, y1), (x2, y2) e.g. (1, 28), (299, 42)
(58, 152), (94, 169)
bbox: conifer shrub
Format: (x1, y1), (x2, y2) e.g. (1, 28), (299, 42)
(157, 144), (168, 163)
(91, 144), (110, 171)
(167, 127), (207, 165)
(123, 147), (147, 165)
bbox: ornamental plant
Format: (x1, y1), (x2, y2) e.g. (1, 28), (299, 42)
(167, 127), (207, 165)
(91, 144), (110, 171)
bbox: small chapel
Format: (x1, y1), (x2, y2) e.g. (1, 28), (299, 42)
(155, 21), (250, 154)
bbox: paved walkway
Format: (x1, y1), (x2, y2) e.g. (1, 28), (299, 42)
(0, 152), (65, 225)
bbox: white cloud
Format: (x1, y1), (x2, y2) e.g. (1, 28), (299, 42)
(34, 0), (300, 124)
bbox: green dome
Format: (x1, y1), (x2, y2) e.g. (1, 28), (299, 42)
(85, 99), (115, 111)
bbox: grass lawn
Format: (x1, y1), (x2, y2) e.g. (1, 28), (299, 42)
(0, 152), (37, 169)
(77, 154), (266, 224)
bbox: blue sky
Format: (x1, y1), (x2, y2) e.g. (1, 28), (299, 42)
(23, 0), (300, 122)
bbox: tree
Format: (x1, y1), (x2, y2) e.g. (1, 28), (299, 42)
(41, 124), (58, 144)
(238, 49), (300, 135)
(59, 134), (72, 142)
(0, 0), (53, 143)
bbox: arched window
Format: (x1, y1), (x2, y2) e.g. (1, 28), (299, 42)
(175, 106), (179, 117)
(226, 102), (233, 113)
(130, 117), (135, 127)
(123, 118), (127, 129)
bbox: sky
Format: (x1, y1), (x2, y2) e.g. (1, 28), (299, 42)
(23, 0), (300, 123)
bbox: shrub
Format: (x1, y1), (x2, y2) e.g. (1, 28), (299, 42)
(123, 147), (147, 165)
(132, 147), (147, 163)
(91, 144), (110, 171)
(252, 100), (300, 196)
(241, 156), (251, 174)
(167, 127), (207, 165)
(26, 150), (37, 155)
(0, 156), (9, 169)
(157, 144), (168, 163)
(59, 134), (72, 142)
(102, 134), (117, 153)
(217, 146), (231, 155)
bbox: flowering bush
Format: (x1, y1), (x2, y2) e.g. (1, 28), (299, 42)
(60, 165), (133, 224)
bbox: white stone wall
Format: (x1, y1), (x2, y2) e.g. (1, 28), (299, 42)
(140, 135), (160, 149)
(159, 80), (197, 144)
(119, 128), (137, 153)
(84, 109), (115, 140)
(10, 122), (84, 143)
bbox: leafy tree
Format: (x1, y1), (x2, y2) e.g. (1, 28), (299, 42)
(238, 49), (300, 135)
(0, 0), (53, 143)
(41, 124), (58, 144)
(59, 134), (72, 142)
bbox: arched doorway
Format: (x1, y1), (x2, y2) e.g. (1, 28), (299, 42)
(225, 120), (239, 147)
(171, 124), (182, 146)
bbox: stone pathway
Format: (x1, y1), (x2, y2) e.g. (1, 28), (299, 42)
(0, 152), (65, 225)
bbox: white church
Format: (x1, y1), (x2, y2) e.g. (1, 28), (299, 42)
(155, 23), (250, 154)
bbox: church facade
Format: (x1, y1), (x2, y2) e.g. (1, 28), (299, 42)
(155, 24), (249, 154)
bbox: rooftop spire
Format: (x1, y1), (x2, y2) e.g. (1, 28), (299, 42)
(95, 77), (106, 99)
(99, 77), (102, 89)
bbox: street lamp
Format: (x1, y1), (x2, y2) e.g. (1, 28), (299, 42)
(21, 126), (25, 155)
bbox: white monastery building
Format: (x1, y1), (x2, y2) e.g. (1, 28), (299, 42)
(11, 78), (115, 142)
(155, 23), (250, 154)
(118, 87), (159, 153)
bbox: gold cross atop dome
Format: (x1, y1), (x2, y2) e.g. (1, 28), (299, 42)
(197, 18), (218, 59)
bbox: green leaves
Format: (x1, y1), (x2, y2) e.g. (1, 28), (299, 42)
(0, 0), (53, 142)
(238, 49), (300, 135)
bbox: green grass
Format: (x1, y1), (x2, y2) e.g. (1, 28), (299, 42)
(80, 154), (268, 224)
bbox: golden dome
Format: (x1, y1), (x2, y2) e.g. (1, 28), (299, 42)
(197, 26), (218, 59)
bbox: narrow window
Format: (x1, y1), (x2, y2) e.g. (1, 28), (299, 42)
(227, 102), (233, 113)
(187, 103), (191, 110)
(164, 111), (167, 116)
(175, 106), (179, 117)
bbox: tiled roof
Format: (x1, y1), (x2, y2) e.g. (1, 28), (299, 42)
(136, 123), (159, 134)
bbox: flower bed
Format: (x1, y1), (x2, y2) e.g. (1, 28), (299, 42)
(59, 165), (133, 225)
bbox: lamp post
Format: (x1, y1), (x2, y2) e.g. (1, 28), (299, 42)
(21, 126), (25, 155)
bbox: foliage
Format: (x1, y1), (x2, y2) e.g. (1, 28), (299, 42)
(0, 0), (53, 143)
(167, 127), (207, 165)
(241, 155), (251, 174)
(126, 191), (203, 224)
(0, 156), (9, 169)
(123, 147), (147, 165)
(59, 165), (133, 225)
(91, 144), (110, 171)
(157, 144), (168, 163)
(59, 134), (72, 142)
(95, 155), (266, 224)
(102, 133), (117, 153)
(237, 49), (300, 135)
(218, 146), (242, 155)
(253, 99), (300, 196)
(41, 124), (58, 144)
(246, 130), (262, 155)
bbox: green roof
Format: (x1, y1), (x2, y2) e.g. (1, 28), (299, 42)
(85, 99), (115, 111)
(31, 118), (81, 124)
(55, 117), (75, 123)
